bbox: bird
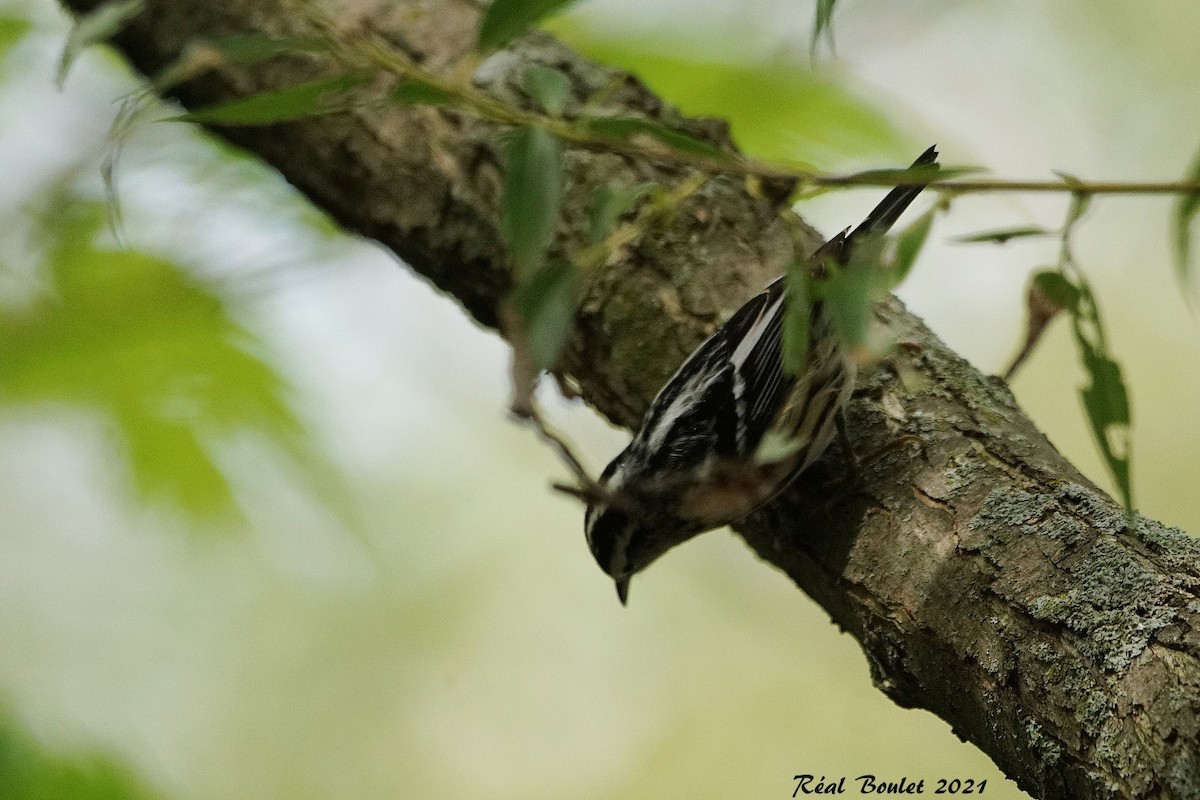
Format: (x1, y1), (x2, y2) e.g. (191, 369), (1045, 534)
(584, 146), (940, 605)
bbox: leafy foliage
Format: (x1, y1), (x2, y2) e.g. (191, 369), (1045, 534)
(0, 711), (162, 800)
(548, 26), (904, 164)
(0, 201), (311, 519)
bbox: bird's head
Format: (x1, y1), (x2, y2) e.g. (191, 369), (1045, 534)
(584, 499), (638, 605)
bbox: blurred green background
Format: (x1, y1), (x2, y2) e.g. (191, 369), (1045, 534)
(2, 0), (1199, 798)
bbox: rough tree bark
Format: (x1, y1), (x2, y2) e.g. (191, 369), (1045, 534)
(59, 1), (1200, 797)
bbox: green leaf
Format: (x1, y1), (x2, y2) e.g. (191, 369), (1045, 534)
(1054, 171), (1086, 192)
(0, 15), (31, 58)
(57, 0), (145, 87)
(888, 207), (935, 287)
(842, 164), (972, 185)
(953, 226), (1054, 245)
(477, 0), (579, 51)
(586, 181), (649, 244)
(1031, 269), (1081, 311)
(174, 72), (370, 126)
(206, 33), (330, 64)
(1004, 268), (1077, 381)
(0, 201), (310, 520)
(818, 234), (885, 348)
(545, 25), (905, 164)
(1061, 270), (1134, 511)
(512, 261), (580, 369)
(1080, 351), (1130, 426)
(0, 708), (165, 800)
(1065, 190), (1093, 230)
(781, 261), (812, 374)
(1079, 352), (1133, 509)
(142, 35), (332, 96)
(501, 126), (563, 278)
(1172, 144), (1200, 300)
(392, 76), (458, 106)
(522, 64), (571, 116)
(811, 0), (837, 58)
(580, 115), (732, 163)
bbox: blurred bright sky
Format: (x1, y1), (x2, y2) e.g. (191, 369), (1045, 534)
(1, 1), (1199, 799)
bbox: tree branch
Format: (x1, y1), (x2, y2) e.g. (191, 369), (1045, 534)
(60, 1), (1200, 797)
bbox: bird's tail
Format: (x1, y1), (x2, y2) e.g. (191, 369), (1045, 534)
(849, 145), (939, 241)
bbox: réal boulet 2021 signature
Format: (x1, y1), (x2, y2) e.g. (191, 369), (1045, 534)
(793, 775), (988, 796)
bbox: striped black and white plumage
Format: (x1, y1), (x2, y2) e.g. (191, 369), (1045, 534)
(585, 147), (939, 605)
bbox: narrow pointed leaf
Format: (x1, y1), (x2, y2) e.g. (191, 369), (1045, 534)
(1065, 191), (1093, 229)
(1004, 269), (1077, 381)
(1079, 352), (1133, 510)
(144, 35), (332, 97)
(1061, 269), (1134, 511)
(512, 261), (580, 369)
(887, 207), (935, 287)
(811, 0), (837, 57)
(207, 33), (329, 63)
(501, 126), (563, 278)
(841, 165), (972, 185)
(392, 76), (458, 106)
(174, 72), (370, 126)
(522, 64), (571, 116)
(1031, 270), (1081, 312)
(1054, 171), (1086, 192)
(580, 116), (733, 163)
(819, 234), (885, 348)
(953, 226), (1054, 245)
(782, 259), (812, 374)
(477, 0), (579, 51)
(1172, 144), (1200, 300)
(57, 0), (144, 87)
(586, 181), (649, 244)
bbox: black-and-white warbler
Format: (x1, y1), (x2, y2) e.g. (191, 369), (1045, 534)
(585, 146), (939, 605)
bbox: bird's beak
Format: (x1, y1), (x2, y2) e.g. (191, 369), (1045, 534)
(615, 576), (630, 606)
